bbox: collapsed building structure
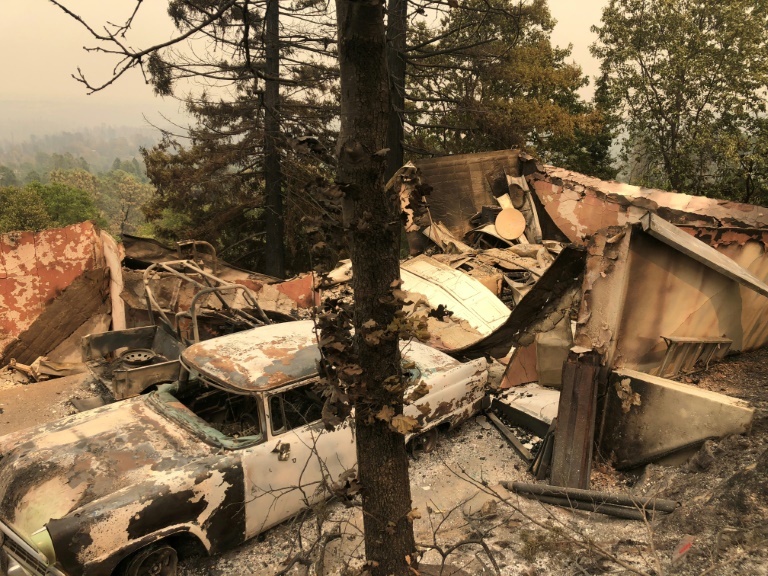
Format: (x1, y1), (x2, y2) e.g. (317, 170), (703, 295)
(400, 150), (764, 487)
(1, 149), (764, 492)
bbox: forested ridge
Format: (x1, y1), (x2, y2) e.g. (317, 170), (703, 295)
(0, 126), (157, 236)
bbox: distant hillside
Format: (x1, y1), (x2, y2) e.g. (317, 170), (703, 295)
(0, 126), (162, 177)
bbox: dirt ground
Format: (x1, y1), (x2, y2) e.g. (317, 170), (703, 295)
(0, 370), (100, 435)
(0, 348), (765, 576)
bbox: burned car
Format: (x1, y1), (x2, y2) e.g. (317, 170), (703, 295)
(0, 321), (487, 576)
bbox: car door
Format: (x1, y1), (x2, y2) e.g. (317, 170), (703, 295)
(241, 379), (356, 539)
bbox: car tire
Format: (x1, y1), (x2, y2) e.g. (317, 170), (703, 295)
(409, 428), (439, 457)
(119, 542), (178, 576)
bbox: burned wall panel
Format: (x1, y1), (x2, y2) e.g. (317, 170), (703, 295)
(1, 268), (111, 365)
(0, 222), (107, 359)
(615, 233), (749, 373)
(685, 234), (768, 352)
(412, 150), (520, 240)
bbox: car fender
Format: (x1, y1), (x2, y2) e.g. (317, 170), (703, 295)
(46, 462), (246, 576)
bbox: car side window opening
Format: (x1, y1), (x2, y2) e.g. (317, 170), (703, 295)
(270, 382), (324, 434)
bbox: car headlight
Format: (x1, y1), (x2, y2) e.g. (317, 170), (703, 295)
(30, 527), (55, 564)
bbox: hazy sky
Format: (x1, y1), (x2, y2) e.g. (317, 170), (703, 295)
(0, 0), (607, 139)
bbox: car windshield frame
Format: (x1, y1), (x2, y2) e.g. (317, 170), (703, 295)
(148, 382), (266, 450)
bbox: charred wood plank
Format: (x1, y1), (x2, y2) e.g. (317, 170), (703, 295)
(550, 350), (600, 489)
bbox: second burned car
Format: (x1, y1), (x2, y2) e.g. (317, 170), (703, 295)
(0, 320), (488, 576)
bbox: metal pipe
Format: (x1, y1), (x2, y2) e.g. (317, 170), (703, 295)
(503, 481), (680, 513)
(518, 494), (648, 521)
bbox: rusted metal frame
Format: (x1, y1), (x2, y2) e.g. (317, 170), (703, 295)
(658, 336), (732, 378)
(550, 350), (601, 489)
(506, 481), (680, 513)
(143, 260), (269, 333)
(143, 261), (207, 331)
(180, 286), (270, 343)
(640, 212), (768, 298)
(177, 240), (218, 274)
(485, 410), (533, 462)
(181, 262), (268, 323)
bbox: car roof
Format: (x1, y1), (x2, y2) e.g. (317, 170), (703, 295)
(181, 320), (461, 394)
(181, 320), (322, 392)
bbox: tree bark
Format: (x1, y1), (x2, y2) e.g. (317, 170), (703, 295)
(336, 0), (417, 573)
(264, 0), (285, 278)
(385, 0), (407, 181)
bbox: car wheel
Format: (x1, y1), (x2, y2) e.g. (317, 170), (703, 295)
(121, 543), (178, 576)
(409, 428), (439, 456)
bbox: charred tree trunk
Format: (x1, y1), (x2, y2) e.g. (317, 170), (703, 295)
(264, 0), (285, 278)
(385, 0), (407, 180)
(336, 0), (417, 573)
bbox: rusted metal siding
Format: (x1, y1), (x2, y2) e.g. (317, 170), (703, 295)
(615, 232), (767, 372)
(684, 229), (768, 352)
(529, 166), (768, 245)
(572, 222), (768, 373)
(0, 222), (106, 354)
(1, 268), (111, 365)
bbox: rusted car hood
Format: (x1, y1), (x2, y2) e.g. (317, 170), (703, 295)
(0, 396), (213, 538)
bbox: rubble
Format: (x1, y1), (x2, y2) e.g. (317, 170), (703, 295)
(397, 150), (766, 486)
(1, 147), (767, 575)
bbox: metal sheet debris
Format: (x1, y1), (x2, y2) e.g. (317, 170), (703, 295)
(0, 222), (120, 364)
(601, 369), (755, 469)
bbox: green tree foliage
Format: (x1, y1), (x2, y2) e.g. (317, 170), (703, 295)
(405, 0), (615, 178)
(142, 111), (334, 273)
(0, 166), (18, 187)
(26, 182), (100, 227)
(49, 168), (100, 196)
(50, 168), (153, 235)
(137, 0), (338, 274)
(0, 186), (52, 233)
(0, 181), (102, 233)
(592, 0), (768, 203)
(142, 129), (265, 257)
(97, 170), (155, 235)
(23, 170), (42, 184)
